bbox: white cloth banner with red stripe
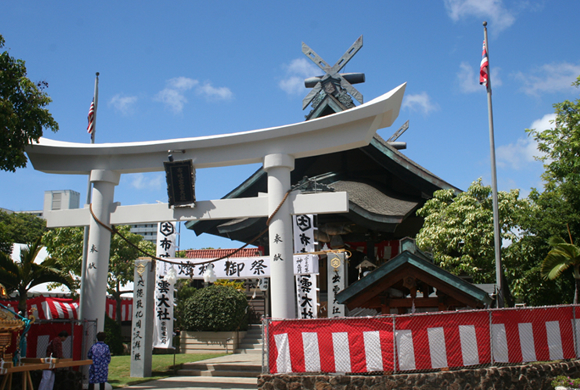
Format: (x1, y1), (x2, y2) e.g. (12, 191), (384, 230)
(267, 306), (578, 374)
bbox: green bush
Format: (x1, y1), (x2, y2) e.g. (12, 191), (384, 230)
(552, 375), (580, 388)
(183, 285), (248, 332)
(104, 314), (125, 355)
(174, 279), (196, 331)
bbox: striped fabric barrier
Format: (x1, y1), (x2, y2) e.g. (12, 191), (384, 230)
(395, 310), (491, 371)
(269, 318), (394, 373)
(1, 297), (132, 321)
(491, 306), (575, 363)
(267, 306), (580, 374)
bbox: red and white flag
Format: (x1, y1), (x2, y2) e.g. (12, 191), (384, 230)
(479, 40), (489, 89)
(87, 99), (95, 135)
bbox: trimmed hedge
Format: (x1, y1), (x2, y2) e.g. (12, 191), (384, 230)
(183, 285), (248, 332)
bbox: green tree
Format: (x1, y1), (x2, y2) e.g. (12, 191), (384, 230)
(520, 75), (580, 304)
(527, 75), (580, 236)
(104, 314), (125, 355)
(43, 225), (156, 324)
(108, 228), (155, 324)
(0, 210), (46, 255)
(0, 34), (58, 172)
(541, 236), (580, 304)
(0, 236), (74, 313)
(415, 179), (541, 305)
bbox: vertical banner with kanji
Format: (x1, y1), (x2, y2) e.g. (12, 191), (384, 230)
(153, 222), (176, 348)
(293, 214), (318, 318)
(327, 251), (346, 317)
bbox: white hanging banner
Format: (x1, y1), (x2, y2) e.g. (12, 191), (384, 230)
(296, 274), (318, 319)
(153, 222), (176, 349)
(327, 252), (346, 317)
(293, 214), (318, 318)
(156, 255), (317, 279)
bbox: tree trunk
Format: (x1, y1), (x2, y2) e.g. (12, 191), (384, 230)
(574, 278), (578, 305)
(115, 281), (122, 327)
(18, 289), (27, 315)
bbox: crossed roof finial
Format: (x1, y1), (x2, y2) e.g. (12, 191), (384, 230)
(302, 36), (365, 111)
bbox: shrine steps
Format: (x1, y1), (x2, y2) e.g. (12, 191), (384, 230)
(235, 324), (263, 355)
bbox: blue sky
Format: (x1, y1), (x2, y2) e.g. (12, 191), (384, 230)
(1, 0), (579, 250)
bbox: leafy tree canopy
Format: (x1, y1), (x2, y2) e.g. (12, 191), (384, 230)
(414, 179), (567, 306)
(43, 225), (155, 294)
(0, 210), (46, 254)
(43, 225), (155, 324)
(0, 236), (74, 313)
(416, 179), (529, 282)
(0, 34), (59, 172)
(528, 76), (580, 218)
(526, 75), (580, 237)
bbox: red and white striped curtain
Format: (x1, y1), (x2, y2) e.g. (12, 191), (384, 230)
(267, 306), (579, 374)
(1, 296), (133, 321)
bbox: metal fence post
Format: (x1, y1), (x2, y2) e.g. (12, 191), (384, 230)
(574, 305), (578, 358)
(261, 317), (267, 374)
(489, 308), (494, 366)
(392, 314), (397, 374)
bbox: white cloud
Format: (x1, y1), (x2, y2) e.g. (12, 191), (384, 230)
(444, 0), (516, 33)
(155, 77), (232, 113)
(167, 76), (198, 90)
(530, 113), (556, 134)
(156, 77), (198, 113)
(109, 94), (138, 115)
(402, 92), (438, 115)
(196, 82), (233, 101)
(496, 113), (554, 170)
(128, 173), (164, 190)
(496, 137), (539, 170)
(279, 58), (319, 95)
(514, 62), (580, 96)
(457, 62), (502, 93)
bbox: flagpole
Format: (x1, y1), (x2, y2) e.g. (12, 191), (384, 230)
(483, 22), (504, 307)
(79, 72), (99, 320)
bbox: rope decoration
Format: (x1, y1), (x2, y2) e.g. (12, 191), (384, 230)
(88, 188), (293, 268)
(87, 178), (351, 269)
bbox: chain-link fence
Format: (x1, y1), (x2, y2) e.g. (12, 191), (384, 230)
(263, 305), (580, 374)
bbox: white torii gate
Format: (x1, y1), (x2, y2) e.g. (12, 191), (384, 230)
(26, 83), (405, 330)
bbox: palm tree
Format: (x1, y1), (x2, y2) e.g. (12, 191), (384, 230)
(0, 236), (74, 314)
(541, 236), (580, 304)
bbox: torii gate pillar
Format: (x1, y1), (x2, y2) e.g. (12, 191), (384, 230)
(83, 169), (120, 331)
(264, 153), (295, 319)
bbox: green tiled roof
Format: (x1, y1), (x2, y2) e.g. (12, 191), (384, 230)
(336, 250), (492, 306)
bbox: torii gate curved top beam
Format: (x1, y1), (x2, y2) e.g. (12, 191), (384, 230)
(26, 83), (405, 174)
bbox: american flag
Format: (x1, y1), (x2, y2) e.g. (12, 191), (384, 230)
(87, 99), (95, 135)
(479, 40), (489, 89)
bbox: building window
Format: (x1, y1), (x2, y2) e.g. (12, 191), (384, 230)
(52, 193), (62, 210)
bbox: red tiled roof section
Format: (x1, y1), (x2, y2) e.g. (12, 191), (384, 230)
(183, 248), (262, 259)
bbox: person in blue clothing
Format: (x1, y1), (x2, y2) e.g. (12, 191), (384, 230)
(87, 332), (111, 390)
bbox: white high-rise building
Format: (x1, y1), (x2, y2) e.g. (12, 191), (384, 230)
(43, 190), (80, 212)
(130, 223), (158, 243)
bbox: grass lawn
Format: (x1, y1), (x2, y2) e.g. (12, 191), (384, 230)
(107, 352), (227, 388)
